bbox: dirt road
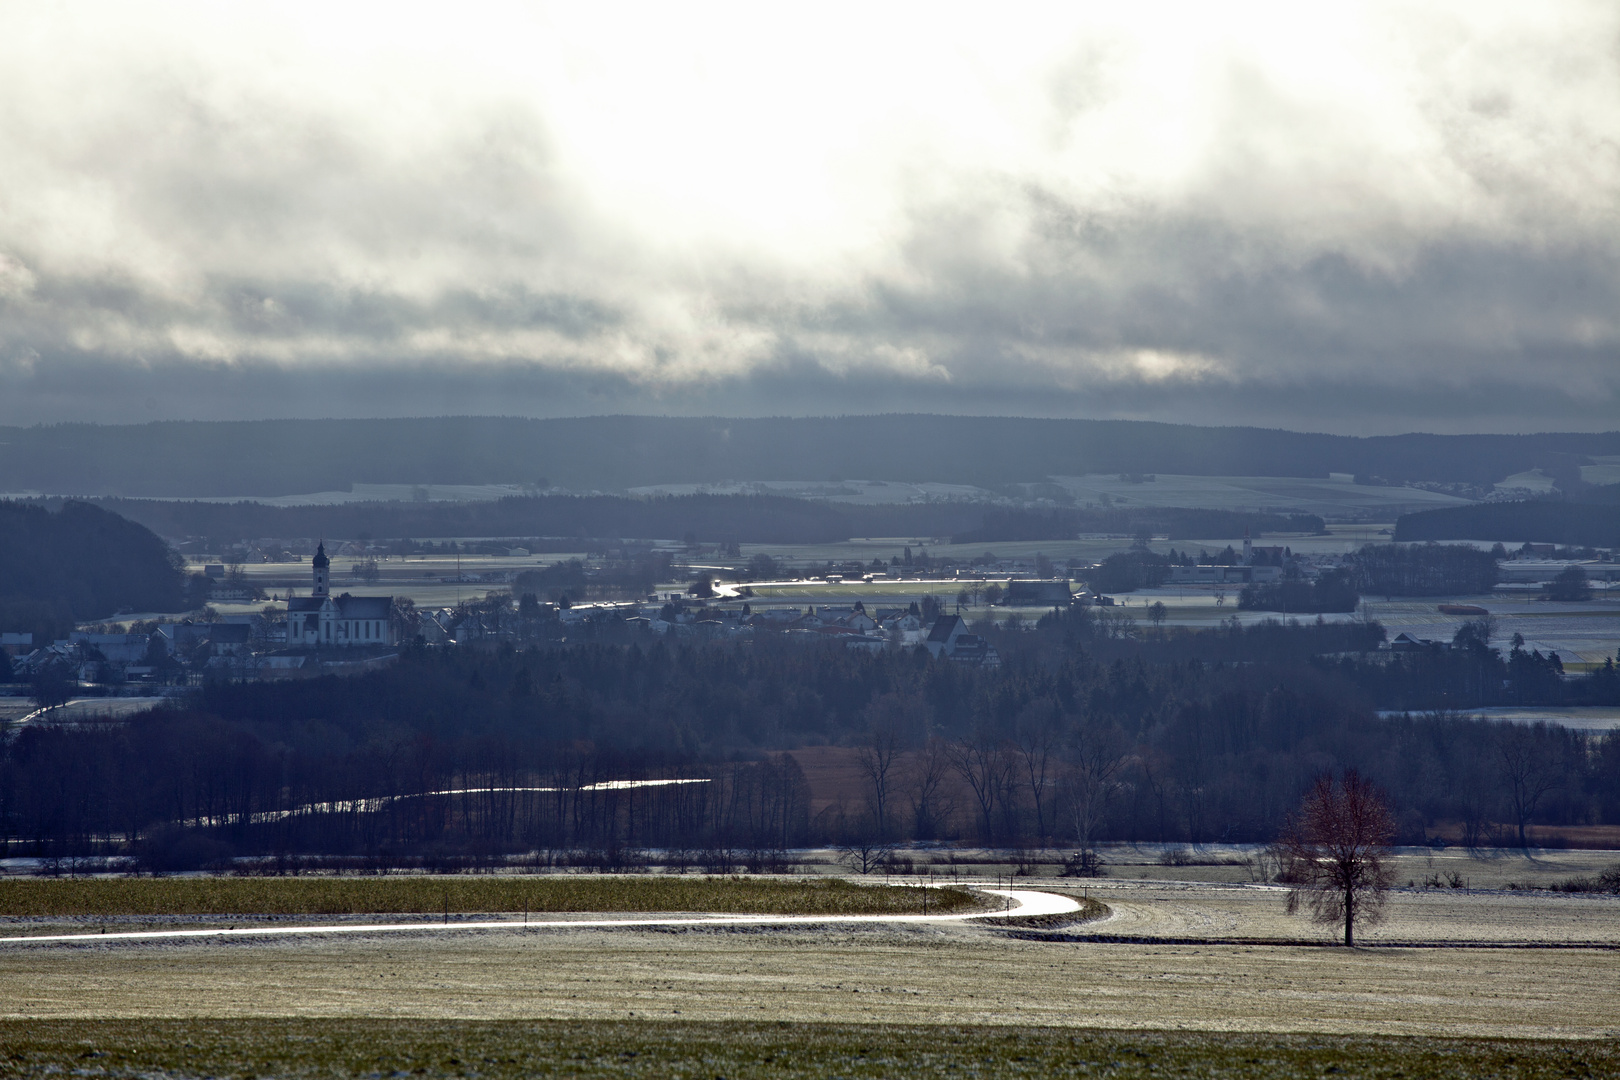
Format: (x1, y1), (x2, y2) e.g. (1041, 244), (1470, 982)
(0, 887), (1074, 945)
(2, 882), (1616, 1040)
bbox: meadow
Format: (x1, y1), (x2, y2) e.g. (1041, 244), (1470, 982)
(0, 875), (982, 919)
(1, 1018), (1613, 1079)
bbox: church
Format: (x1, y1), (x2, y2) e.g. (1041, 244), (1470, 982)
(286, 542), (395, 647)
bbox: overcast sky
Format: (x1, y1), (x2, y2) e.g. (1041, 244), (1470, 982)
(1, 3), (1617, 433)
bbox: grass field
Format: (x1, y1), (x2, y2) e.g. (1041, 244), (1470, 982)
(0, 875), (982, 919)
(1, 1018), (1613, 1079)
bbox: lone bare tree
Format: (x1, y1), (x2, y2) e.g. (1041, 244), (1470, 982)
(1281, 769), (1396, 947)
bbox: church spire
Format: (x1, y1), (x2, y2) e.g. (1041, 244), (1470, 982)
(312, 540), (330, 597)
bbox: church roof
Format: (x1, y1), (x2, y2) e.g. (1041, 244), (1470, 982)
(286, 594), (392, 617)
(335, 595), (392, 618)
(312, 541), (329, 569)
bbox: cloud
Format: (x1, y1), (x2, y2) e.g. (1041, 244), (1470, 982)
(0, 2), (1617, 432)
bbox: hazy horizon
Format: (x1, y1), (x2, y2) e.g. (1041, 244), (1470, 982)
(4, 409), (1618, 441)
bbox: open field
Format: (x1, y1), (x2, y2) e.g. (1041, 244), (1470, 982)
(2, 901), (1617, 1039)
(1057, 589), (1620, 667)
(1049, 473), (1473, 516)
(615, 472), (1479, 518)
(1358, 595), (1620, 666)
(1073, 878), (1620, 946)
(738, 523), (1393, 571)
(3, 871), (1619, 1078)
(2, 1018), (1615, 1079)
(0, 875), (978, 920)
(0, 697), (172, 725)
(1460, 706), (1620, 733)
(1089, 845), (1620, 890)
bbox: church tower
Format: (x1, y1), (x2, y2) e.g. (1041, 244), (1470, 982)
(312, 541), (330, 598)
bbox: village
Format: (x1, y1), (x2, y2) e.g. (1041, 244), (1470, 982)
(6, 526), (1616, 699)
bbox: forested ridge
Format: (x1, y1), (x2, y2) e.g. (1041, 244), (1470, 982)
(1395, 500), (1620, 547)
(24, 495), (1326, 547)
(6, 616), (1616, 863)
(0, 500), (190, 643)
(5, 415), (1618, 496)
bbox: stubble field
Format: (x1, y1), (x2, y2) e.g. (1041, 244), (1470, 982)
(2, 873), (1617, 1075)
(2, 877), (1616, 1036)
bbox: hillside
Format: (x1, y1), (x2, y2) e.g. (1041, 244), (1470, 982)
(3, 416), (1617, 497)
(39, 496), (1323, 547)
(0, 500), (191, 642)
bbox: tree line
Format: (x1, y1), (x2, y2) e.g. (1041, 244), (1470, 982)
(34, 495), (1327, 551)
(4, 614), (1616, 865)
(1395, 501), (1620, 549)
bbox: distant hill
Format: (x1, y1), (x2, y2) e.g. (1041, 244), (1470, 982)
(47, 496), (1323, 547)
(2, 416), (1617, 498)
(0, 500), (191, 642)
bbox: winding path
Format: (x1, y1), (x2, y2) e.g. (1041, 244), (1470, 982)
(0, 887), (1079, 946)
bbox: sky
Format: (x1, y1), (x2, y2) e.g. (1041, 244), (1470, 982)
(0, 2), (1617, 434)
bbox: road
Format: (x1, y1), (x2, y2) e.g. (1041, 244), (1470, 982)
(0, 887), (1077, 946)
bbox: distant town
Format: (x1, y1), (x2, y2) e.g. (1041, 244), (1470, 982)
(5, 525), (1615, 698)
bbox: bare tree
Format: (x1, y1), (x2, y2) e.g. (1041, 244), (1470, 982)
(836, 835), (893, 875)
(833, 805), (893, 874)
(906, 737), (953, 841)
(856, 717), (902, 842)
(947, 732), (1013, 845)
(1281, 769), (1396, 947)
(1014, 710), (1060, 845)
(1065, 723), (1125, 870)
(1497, 724), (1561, 850)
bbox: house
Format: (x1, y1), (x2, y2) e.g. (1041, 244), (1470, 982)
(285, 542), (396, 647)
(70, 632), (153, 665)
(258, 655), (311, 679)
(844, 609), (877, 632)
(13, 642), (78, 679)
(843, 634), (887, 654)
(1168, 564), (1283, 585)
(924, 615), (966, 658)
(747, 608), (801, 625)
(417, 609), (456, 644)
(793, 608), (828, 630)
(923, 614), (1000, 666)
(1387, 632), (1445, 652)
(158, 622), (253, 658)
(813, 604), (878, 631)
(1004, 580), (1073, 606)
(946, 634), (1000, 668)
